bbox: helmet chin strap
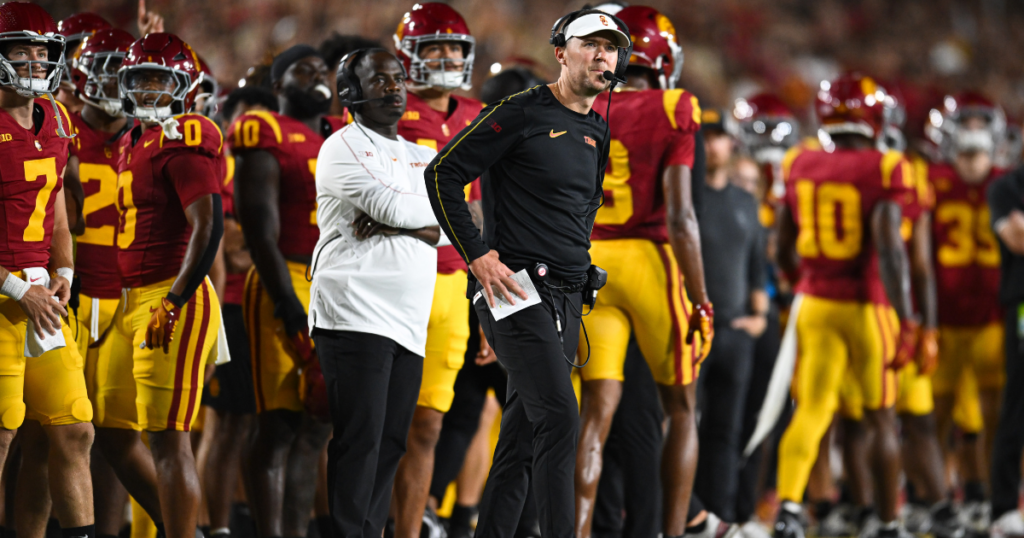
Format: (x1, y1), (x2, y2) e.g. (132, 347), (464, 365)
(80, 95), (125, 118)
(135, 105), (182, 139)
(43, 93), (74, 139)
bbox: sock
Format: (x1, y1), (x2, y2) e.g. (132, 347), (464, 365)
(814, 500), (835, 519)
(450, 504), (475, 531)
(964, 481), (986, 503)
(685, 520), (708, 535)
(315, 517), (333, 538)
(199, 527), (210, 538)
(61, 525), (95, 538)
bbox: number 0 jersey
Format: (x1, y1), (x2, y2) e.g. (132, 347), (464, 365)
(116, 114), (225, 288)
(782, 145), (913, 302)
(398, 92), (484, 274)
(70, 112), (133, 299)
(929, 162), (1003, 326)
(0, 98), (72, 272)
(590, 89), (701, 243)
(226, 112), (346, 259)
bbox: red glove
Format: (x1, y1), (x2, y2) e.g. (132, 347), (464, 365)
(687, 302), (715, 364)
(288, 327), (316, 365)
(892, 318), (920, 370)
(301, 352), (330, 421)
(915, 327), (939, 376)
(145, 297), (180, 354)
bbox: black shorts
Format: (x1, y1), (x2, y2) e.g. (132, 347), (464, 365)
(202, 303), (256, 415)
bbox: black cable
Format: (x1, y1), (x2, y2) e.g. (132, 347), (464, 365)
(542, 281), (592, 369)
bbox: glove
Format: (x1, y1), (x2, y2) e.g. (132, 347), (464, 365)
(687, 302), (715, 364)
(915, 327), (939, 376)
(274, 294), (315, 364)
(145, 297), (180, 354)
(300, 351), (330, 421)
(892, 318), (920, 370)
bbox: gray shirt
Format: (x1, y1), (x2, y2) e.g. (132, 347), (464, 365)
(699, 182), (767, 324)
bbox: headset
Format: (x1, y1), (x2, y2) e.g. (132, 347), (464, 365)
(335, 47), (409, 109)
(549, 8), (632, 86)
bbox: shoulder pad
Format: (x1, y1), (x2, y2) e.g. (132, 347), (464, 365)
(661, 89), (702, 133)
(161, 114), (223, 155)
(227, 110), (283, 151)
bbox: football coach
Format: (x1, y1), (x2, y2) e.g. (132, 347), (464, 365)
(425, 9), (632, 538)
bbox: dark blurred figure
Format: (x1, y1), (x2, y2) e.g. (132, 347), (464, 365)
(318, 33), (382, 116)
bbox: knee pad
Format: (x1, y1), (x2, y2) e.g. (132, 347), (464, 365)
(0, 399), (25, 430)
(71, 397), (94, 423)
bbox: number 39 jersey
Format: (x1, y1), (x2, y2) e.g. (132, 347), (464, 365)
(69, 112), (133, 299)
(782, 146), (913, 302)
(226, 111), (347, 259)
(928, 162), (1002, 327)
(589, 89), (701, 243)
(116, 114), (224, 288)
(0, 98), (72, 272)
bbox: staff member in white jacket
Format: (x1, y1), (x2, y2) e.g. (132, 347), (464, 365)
(309, 48), (448, 538)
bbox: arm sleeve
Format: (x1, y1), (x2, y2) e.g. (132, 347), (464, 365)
(988, 170), (1023, 225)
(167, 194), (223, 307)
(316, 130), (438, 230)
(426, 100), (526, 264)
(691, 129), (706, 220)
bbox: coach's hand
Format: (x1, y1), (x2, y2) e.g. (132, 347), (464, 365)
(915, 327), (939, 376)
(469, 250), (527, 308)
(352, 213), (402, 240)
(18, 285), (66, 338)
(687, 302), (714, 364)
(146, 298), (180, 354)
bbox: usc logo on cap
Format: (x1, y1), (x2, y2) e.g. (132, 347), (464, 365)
(599, 15), (609, 26)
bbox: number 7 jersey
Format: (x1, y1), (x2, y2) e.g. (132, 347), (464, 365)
(782, 145), (913, 301)
(115, 114), (225, 288)
(590, 89), (701, 242)
(0, 98), (72, 271)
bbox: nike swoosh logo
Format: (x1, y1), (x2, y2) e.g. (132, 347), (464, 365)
(549, 130), (567, 138)
(29, 277), (41, 283)
(149, 306), (158, 313)
(144, 139), (155, 148)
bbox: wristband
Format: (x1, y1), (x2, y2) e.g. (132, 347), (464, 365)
(56, 267), (73, 284)
(1, 273), (31, 301)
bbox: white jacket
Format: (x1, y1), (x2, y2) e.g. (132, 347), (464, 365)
(308, 122), (449, 356)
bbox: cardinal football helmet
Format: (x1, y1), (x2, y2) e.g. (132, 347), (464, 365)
(72, 28), (135, 117)
(119, 33), (205, 121)
(614, 5), (682, 90)
(929, 91), (1006, 159)
(394, 3), (475, 90)
(733, 92), (800, 165)
(816, 72), (888, 140)
(0, 2), (67, 97)
(57, 12), (111, 86)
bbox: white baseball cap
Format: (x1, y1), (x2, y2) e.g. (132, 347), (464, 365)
(563, 12), (631, 49)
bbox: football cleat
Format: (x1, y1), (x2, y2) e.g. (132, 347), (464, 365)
(990, 510), (1024, 538)
(686, 512), (741, 538)
(774, 503), (806, 538)
(817, 503), (858, 538)
(420, 505), (447, 538)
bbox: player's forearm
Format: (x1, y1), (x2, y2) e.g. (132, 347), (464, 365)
(49, 191), (74, 273)
(668, 212), (709, 305)
(873, 203), (914, 321)
(910, 214), (937, 329)
(170, 195), (223, 305)
(241, 214), (299, 308)
(750, 289), (769, 315)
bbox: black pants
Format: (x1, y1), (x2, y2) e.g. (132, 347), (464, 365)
(695, 324), (756, 523)
(202, 304), (256, 414)
(312, 329), (423, 538)
(991, 306), (1024, 519)
(591, 337), (664, 538)
(474, 284), (582, 538)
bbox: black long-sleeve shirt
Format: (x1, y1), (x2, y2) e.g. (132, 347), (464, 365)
(988, 166), (1024, 305)
(699, 182), (766, 323)
(425, 85), (609, 280)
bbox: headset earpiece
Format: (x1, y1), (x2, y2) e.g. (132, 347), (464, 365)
(336, 49), (368, 107)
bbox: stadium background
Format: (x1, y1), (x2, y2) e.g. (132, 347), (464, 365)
(31, 0), (1024, 126)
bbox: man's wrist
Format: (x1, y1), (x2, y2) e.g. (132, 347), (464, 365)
(165, 292), (186, 309)
(1, 273), (30, 301)
(55, 267), (73, 284)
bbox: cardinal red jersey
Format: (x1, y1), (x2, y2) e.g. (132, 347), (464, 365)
(220, 152), (245, 305)
(782, 146), (913, 302)
(590, 89), (701, 243)
(398, 92), (484, 274)
(929, 162), (1002, 326)
(69, 112), (133, 299)
(115, 114), (224, 288)
(0, 98), (73, 272)
(226, 112), (346, 259)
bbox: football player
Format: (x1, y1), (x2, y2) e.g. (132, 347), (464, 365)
(773, 73), (918, 538)
(228, 45), (344, 538)
(108, 33), (224, 538)
(55, 12), (111, 114)
(64, 27), (171, 538)
(391, 4), (485, 536)
(572, 7), (714, 538)
(927, 91), (1007, 534)
(0, 2), (96, 536)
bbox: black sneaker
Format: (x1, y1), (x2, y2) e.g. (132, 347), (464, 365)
(930, 502), (966, 538)
(774, 503), (806, 538)
(421, 507), (448, 538)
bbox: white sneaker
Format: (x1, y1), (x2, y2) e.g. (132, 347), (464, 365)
(741, 520), (773, 538)
(960, 502), (991, 535)
(818, 504), (858, 538)
(686, 512), (742, 538)
(991, 510), (1024, 538)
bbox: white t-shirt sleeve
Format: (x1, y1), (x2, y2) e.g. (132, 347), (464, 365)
(317, 128), (438, 230)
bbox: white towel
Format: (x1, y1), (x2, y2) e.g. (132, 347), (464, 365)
(22, 267), (67, 358)
(214, 306), (231, 365)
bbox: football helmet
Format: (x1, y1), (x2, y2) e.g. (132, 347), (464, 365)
(997, 116), (1022, 169)
(815, 72), (888, 140)
(194, 54), (219, 118)
(57, 12), (111, 86)
(614, 5), (682, 90)
(71, 28), (135, 117)
(929, 91), (1006, 159)
(732, 92), (800, 165)
(118, 33), (204, 123)
(394, 3), (475, 90)
(880, 81), (907, 152)
(0, 2), (67, 97)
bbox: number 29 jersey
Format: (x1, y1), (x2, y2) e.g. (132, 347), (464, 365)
(116, 114), (224, 288)
(782, 146), (913, 302)
(0, 98), (72, 272)
(589, 89), (701, 243)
